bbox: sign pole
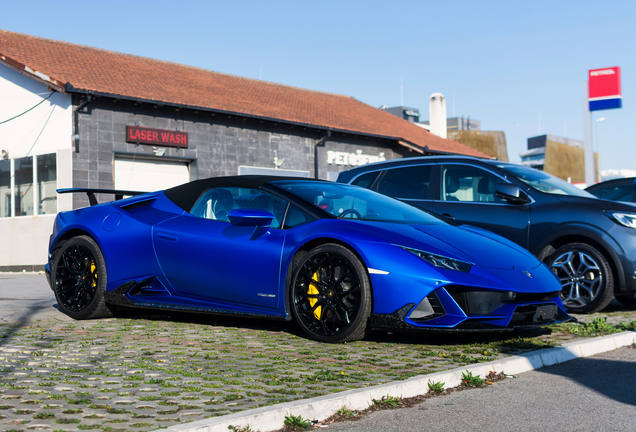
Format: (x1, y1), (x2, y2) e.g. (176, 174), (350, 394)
(583, 81), (594, 185)
(585, 66), (622, 184)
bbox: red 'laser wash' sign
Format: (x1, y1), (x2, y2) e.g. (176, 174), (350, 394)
(126, 126), (188, 148)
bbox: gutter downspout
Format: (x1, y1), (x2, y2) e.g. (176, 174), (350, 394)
(314, 131), (331, 179)
(73, 95), (92, 153)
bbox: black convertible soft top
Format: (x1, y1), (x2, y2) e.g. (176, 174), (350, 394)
(164, 175), (323, 212)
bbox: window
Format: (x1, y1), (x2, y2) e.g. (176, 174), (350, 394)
(274, 181), (446, 225)
(15, 157), (34, 216)
(38, 154), (57, 215)
(0, 153), (58, 218)
(495, 163), (594, 198)
(0, 159), (9, 218)
(521, 153), (545, 162)
(191, 187), (287, 229)
(350, 171), (380, 189)
(441, 165), (505, 203)
(283, 206), (315, 229)
(377, 165), (432, 200)
(592, 185), (634, 202)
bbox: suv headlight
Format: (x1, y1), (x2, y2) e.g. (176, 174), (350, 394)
(607, 212), (636, 229)
(400, 246), (472, 273)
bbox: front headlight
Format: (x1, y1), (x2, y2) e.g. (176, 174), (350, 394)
(607, 212), (636, 229)
(400, 246), (472, 273)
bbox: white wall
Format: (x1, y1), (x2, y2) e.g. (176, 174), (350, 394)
(0, 215), (56, 268)
(0, 64), (72, 158)
(0, 63), (73, 268)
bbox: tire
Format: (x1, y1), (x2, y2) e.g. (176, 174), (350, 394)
(547, 243), (614, 313)
(51, 235), (113, 320)
(615, 294), (636, 309)
(290, 244), (371, 343)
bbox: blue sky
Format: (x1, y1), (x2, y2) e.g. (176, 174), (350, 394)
(2, 0), (634, 173)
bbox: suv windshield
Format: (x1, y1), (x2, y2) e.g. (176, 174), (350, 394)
(273, 181), (446, 225)
(495, 163), (595, 198)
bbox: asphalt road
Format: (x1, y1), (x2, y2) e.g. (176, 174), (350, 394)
(326, 345), (636, 432)
(0, 273), (72, 323)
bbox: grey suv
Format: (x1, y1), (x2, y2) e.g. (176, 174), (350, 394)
(337, 156), (636, 313)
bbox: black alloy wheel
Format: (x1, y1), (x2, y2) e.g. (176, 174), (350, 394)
(52, 236), (113, 320)
(291, 244), (371, 343)
(548, 242), (614, 313)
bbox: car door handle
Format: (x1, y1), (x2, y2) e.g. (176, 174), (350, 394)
(157, 232), (178, 242)
(441, 213), (455, 221)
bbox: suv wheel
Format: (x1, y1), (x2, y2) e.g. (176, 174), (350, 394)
(547, 243), (614, 313)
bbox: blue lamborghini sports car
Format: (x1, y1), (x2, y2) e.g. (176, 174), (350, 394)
(46, 176), (570, 342)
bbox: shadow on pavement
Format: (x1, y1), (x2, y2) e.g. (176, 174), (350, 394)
(0, 274), (70, 350)
(114, 306), (551, 347)
(535, 353), (636, 407)
(0, 300), (57, 349)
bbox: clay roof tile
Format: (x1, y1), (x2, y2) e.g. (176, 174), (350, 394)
(0, 30), (488, 158)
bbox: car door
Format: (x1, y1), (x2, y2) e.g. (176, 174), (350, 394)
(431, 163), (531, 248)
(153, 186), (288, 309)
(374, 164), (435, 212)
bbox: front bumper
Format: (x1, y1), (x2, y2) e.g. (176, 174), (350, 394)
(369, 287), (571, 332)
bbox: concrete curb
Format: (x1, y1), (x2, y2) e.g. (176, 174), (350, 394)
(160, 331), (636, 432)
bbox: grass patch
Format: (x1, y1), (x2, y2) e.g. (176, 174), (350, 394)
(461, 370), (484, 387)
(138, 395), (160, 401)
(62, 408), (83, 414)
(428, 380), (445, 393)
(284, 414), (311, 429)
(55, 418), (81, 424)
(371, 395), (402, 409)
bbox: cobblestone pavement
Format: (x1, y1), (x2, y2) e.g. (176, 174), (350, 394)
(0, 303), (634, 431)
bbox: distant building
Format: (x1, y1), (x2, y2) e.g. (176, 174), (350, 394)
(601, 169), (636, 180)
(446, 130), (508, 162)
(418, 116), (506, 161)
(420, 116), (481, 131)
(520, 135), (598, 183)
(383, 108), (508, 161)
(380, 106), (420, 123)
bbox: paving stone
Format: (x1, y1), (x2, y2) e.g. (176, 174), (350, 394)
(0, 307), (633, 431)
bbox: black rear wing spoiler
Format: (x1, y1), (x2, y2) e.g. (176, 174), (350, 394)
(57, 188), (147, 206)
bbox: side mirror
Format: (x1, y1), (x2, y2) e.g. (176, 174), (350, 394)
(228, 209), (274, 227)
(495, 184), (529, 204)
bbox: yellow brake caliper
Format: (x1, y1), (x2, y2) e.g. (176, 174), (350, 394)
(90, 262), (97, 287)
(308, 271), (322, 320)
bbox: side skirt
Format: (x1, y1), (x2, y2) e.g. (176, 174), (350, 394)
(104, 280), (289, 321)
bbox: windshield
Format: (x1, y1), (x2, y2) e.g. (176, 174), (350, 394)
(495, 163), (596, 198)
(272, 181), (446, 225)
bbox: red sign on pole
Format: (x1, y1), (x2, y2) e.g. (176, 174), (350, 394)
(588, 67), (622, 111)
(126, 126), (188, 148)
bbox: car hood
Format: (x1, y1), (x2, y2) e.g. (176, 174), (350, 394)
(349, 221), (539, 270)
(555, 194), (636, 211)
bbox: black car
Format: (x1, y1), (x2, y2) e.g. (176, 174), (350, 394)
(337, 156), (636, 313)
(585, 177), (636, 203)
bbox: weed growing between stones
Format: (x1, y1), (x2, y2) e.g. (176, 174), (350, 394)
(0, 310), (633, 431)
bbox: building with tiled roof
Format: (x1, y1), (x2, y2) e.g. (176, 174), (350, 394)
(0, 29), (488, 270)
